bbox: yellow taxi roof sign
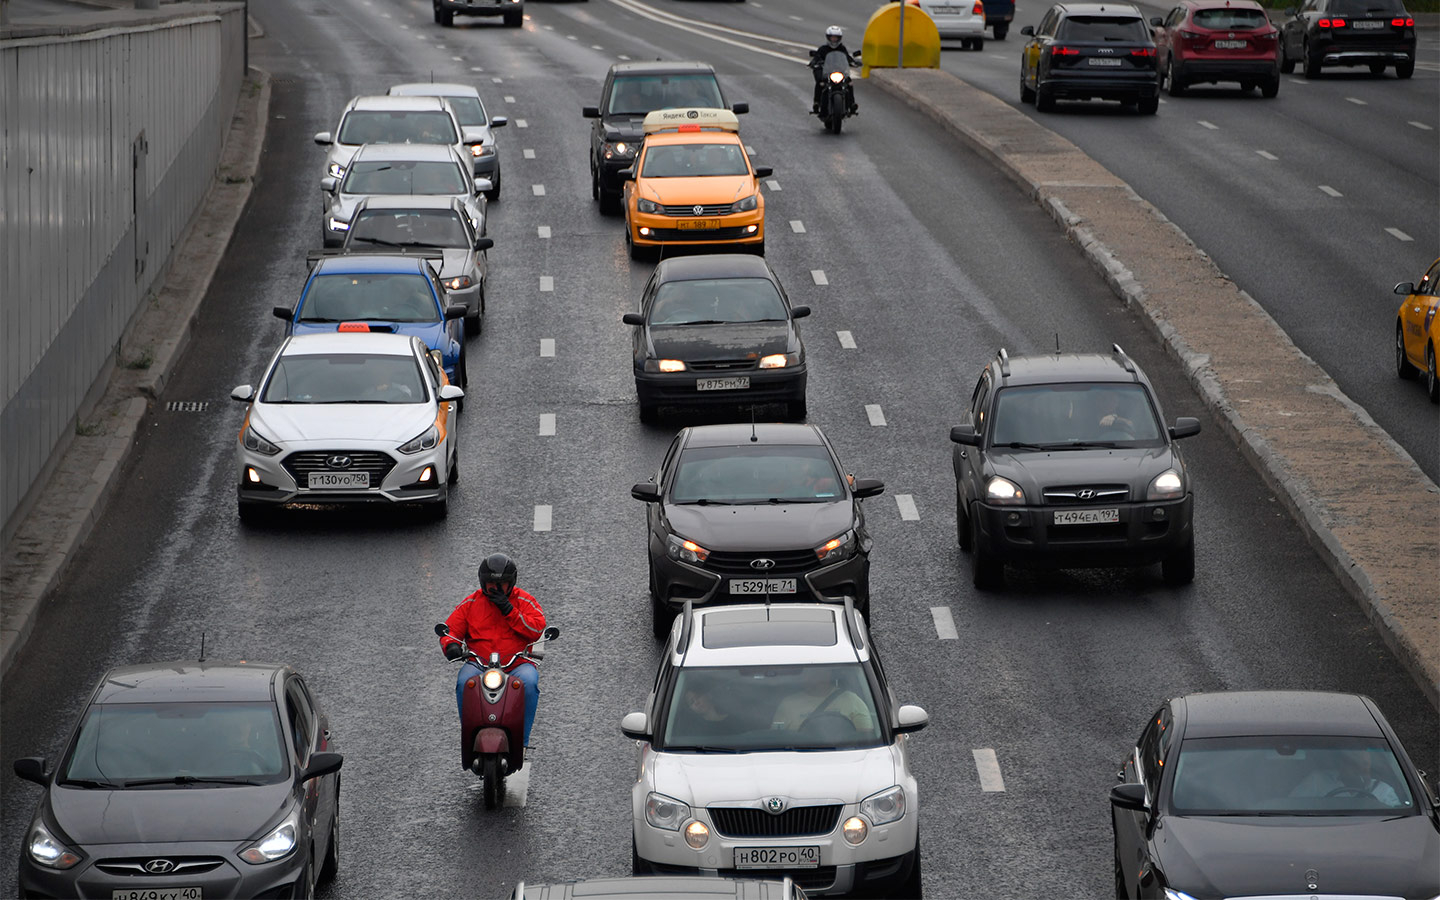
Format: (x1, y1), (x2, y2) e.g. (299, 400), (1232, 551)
(642, 107), (741, 135)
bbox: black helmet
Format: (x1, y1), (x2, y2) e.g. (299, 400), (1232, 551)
(478, 553), (518, 599)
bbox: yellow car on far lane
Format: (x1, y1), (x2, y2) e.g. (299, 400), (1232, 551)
(1394, 257), (1439, 403)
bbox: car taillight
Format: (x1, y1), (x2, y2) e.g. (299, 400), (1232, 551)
(1130, 47), (1156, 56)
(1317, 17), (1346, 27)
(972, 0), (984, 12)
(1179, 29), (1202, 39)
(1257, 29), (1277, 39)
(1391, 16), (1414, 26)
(1051, 45), (1080, 55)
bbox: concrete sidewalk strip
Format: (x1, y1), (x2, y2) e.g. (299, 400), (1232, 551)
(871, 68), (1439, 706)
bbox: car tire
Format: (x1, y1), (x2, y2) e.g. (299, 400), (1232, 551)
(1161, 538), (1195, 586)
(1369, 61), (1387, 75)
(956, 489), (973, 552)
(651, 593), (675, 641)
(1303, 40), (1322, 78)
(448, 446), (460, 484)
(971, 513), (1004, 589)
(1020, 78), (1036, 104)
(750, 238), (766, 257)
(318, 784), (340, 884)
(438, 5), (454, 26)
(433, 3), (442, 23)
(1427, 343), (1439, 404)
(485, 170), (500, 202)
(1279, 41), (1296, 73)
(429, 485), (450, 520)
(1396, 59), (1414, 79)
(894, 835), (922, 899)
(1397, 322), (1418, 380)
(973, 37), (985, 51)
(1260, 73), (1280, 98)
(789, 396), (807, 421)
(590, 164), (601, 201)
(1036, 85), (1056, 112)
(994, 23), (1008, 39)
(503, 8), (522, 26)
(632, 838), (650, 876)
(638, 400), (658, 424)
(238, 500), (269, 525)
(1137, 95), (1158, 115)
(600, 190), (622, 216)
(1166, 58), (1185, 96)
(1113, 844), (1127, 898)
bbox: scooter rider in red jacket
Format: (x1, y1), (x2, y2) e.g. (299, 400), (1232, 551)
(440, 553), (547, 747)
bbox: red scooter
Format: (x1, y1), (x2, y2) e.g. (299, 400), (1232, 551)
(435, 622), (559, 809)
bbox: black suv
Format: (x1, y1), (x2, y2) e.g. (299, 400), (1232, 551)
(1278, 0), (1417, 78)
(1020, 2), (1161, 114)
(583, 62), (748, 214)
(949, 346), (1201, 589)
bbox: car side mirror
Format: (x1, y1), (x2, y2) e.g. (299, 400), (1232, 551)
(474, 178), (493, 195)
(444, 304), (466, 320)
(13, 757), (47, 786)
(631, 482), (661, 502)
(851, 477), (885, 499)
(1394, 282), (1415, 296)
(231, 385), (255, 403)
(582, 105), (601, 118)
(475, 237), (494, 252)
(950, 424), (980, 446)
(895, 705), (929, 734)
(753, 166), (774, 179)
(790, 305), (811, 320)
(490, 116), (508, 128)
(618, 168), (635, 181)
(620, 712), (651, 741)
(1109, 782), (1148, 811)
(320, 176), (338, 193)
(731, 102), (749, 115)
(622, 313), (645, 326)
(1020, 24), (1035, 35)
(313, 132), (333, 146)
(273, 306), (292, 320)
(439, 384), (465, 401)
(302, 751), (344, 782)
(1150, 15), (1163, 25)
(1169, 417), (1201, 440)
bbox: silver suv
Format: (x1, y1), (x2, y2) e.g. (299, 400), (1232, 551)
(621, 602), (927, 897)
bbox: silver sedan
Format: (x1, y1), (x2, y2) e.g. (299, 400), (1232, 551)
(388, 82), (508, 199)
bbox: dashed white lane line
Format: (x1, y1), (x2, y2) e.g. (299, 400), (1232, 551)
(540, 338), (555, 357)
(539, 275), (554, 292)
(618, 53), (631, 60)
(865, 404), (887, 427)
(746, 144), (757, 155)
(837, 330), (857, 349)
(1345, 96), (1367, 105)
(492, 76), (503, 83)
(811, 269), (828, 286)
(537, 225), (551, 239)
(895, 494), (920, 521)
(931, 606), (959, 640)
(1409, 121), (1434, 131)
(470, 66), (484, 72)
(1255, 150), (1278, 160)
(1287, 76), (1305, 83)
(1386, 227), (1414, 242)
(567, 33), (578, 40)
(523, 148), (536, 159)
(532, 184), (546, 196)
(788, 13), (803, 20)
(516, 119), (529, 128)
(790, 220), (806, 233)
(766, 179), (781, 191)
(1198, 120), (1219, 130)
(451, 56), (462, 61)
(591, 44), (603, 50)
(973, 749), (1006, 792)
(1318, 185), (1342, 198)
(504, 95), (516, 103)
(533, 505), (553, 532)
(539, 413), (556, 436)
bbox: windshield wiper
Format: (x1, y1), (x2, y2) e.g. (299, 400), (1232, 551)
(59, 778), (123, 789)
(765, 497), (826, 504)
(674, 498), (742, 506)
(663, 745), (740, 754)
(766, 746), (840, 752)
(350, 236), (402, 247)
(297, 317), (341, 323)
(122, 775), (263, 787)
(672, 319), (726, 326)
(997, 441), (1046, 451)
(1041, 440), (1119, 450)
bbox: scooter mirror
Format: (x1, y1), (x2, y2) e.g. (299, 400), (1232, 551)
(434, 623), (450, 637)
(543, 626), (560, 641)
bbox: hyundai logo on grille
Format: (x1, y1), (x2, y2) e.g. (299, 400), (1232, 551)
(765, 797), (787, 814)
(750, 558), (776, 570)
(693, 204), (704, 215)
(1077, 489), (1096, 500)
(326, 455), (353, 470)
(144, 859), (176, 874)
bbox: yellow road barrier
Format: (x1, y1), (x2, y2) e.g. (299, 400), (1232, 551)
(861, 2), (941, 76)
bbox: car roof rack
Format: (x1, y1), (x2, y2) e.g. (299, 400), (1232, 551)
(677, 599), (694, 657)
(1111, 343), (1137, 375)
(512, 881), (523, 900)
(642, 107), (741, 135)
(996, 347), (1011, 378)
(841, 595), (866, 655)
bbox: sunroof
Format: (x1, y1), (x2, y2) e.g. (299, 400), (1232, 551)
(701, 606), (837, 649)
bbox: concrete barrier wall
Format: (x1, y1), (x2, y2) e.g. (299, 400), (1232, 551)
(0, 4), (246, 540)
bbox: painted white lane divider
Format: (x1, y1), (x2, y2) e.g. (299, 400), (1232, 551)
(523, 148), (536, 159)
(930, 606), (958, 640)
(539, 413), (556, 436)
(567, 34), (577, 40)
(746, 145), (756, 155)
(537, 225), (551, 239)
(1345, 97), (1367, 105)
(540, 339), (555, 357)
(811, 270), (828, 286)
(895, 494), (919, 521)
(533, 505), (553, 532)
(539, 276), (554, 292)
(492, 76), (503, 83)
(837, 330), (857, 349)
(591, 44), (603, 50)
(1386, 227), (1414, 242)
(865, 404), (887, 427)
(516, 119), (529, 128)
(532, 184), (546, 196)
(1198, 120), (1219, 130)
(451, 56), (462, 62)
(504, 95), (516, 103)
(1318, 185), (1342, 198)
(1409, 121), (1434, 131)
(1255, 150), (1278, 160)
(790, 220), (806, 233)
(470, 66), (484, 72)
(973, 749), (1006, 792)
(766, 179), (781, 191)
(618, 53), (631, 60)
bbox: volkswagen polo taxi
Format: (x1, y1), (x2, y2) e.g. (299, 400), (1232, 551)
(622, 109), (772, 261)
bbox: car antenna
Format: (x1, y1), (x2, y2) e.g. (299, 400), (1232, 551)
(750, 406), (758, 442)
(198, 631), (207, 663)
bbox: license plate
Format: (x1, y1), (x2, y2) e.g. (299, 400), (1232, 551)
(112, 889), (202, 900)
(729, 579), (797, 594)
(1352, 19), (1383, 28)
(697, 377), (750, 391)
(308, 471), (370, 490)
(932, 5), (965, 12)
(1214, 39), (1248, 48)
(1054, 508), (1119, 525)
(1088, 57), (1123, 66)
(677, 219), (722, 231)
(735, 846), (820, 869)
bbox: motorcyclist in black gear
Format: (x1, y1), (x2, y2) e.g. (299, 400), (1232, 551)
(811, 25), (860, 113)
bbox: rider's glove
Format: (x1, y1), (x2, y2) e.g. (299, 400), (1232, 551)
(443, 641), (465, 661)
(488, 594), (514, 616)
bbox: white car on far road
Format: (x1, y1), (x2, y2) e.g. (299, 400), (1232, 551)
(913, 0), (988, 49)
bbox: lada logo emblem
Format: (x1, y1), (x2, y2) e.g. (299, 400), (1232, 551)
(327, 455), (353, 470)
(750, 558), (776, 570)
(693, 205), (704, 215)
(765, 797), (786, 814)
(686, 109), (699, 119)
(144, 859), (176, 874)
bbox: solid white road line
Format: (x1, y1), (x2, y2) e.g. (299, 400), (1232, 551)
(539, 276), (554, 292)
(1198, 120), (1219, 130)
(540, 339), (555, 357)
(493, 77), (503, 83)
(523, 148), (536, 159)
(532, 184), (545, 196)
(1345, 97), (1367, 105)
(533, 505), (553, 532)
(811, 270), (828, 286)
(1386, 227), (1414, 242)
(837, 331), (857, 349)
(504, 95), (516, 103)
(1255, 150), (1278, 160)
(539, 414), (556, 436)
(973, 749), (1006, 792)
(516, 119), (529, 128)
(931, 606), (959, 640)
(895, 494), (919, 521)
(766, 179), (781, 191)
(790, 220), (806, 233)
(1409, 121), (1434, 130)
(537, 225), (551, 238)
(865, 404), (887, 427)
(1318, 185), (1342, 198)
(606, 0), (810, 62)
(746, 145), (756, 155)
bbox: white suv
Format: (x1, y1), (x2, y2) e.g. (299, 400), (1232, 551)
(621, 602), (927, 897)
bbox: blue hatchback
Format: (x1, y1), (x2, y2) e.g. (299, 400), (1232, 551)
(275, 254), (467, 389)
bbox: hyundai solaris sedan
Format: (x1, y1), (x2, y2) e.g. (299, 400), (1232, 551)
(232, 333), (463, 521)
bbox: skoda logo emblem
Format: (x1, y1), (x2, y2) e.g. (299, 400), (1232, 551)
(765, 797), (786, 814)
(1077, 489), (1096, 500)
(750, 558), (776, 570)
(326, 455), (353, 470)
(686, 109), (699, 119)
(144, 859), (176, 874)
(693, 204), (705, 215)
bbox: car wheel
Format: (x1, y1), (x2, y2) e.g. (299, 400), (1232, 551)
(600, 189), (621, 216)
(956, 488), (973, 552)
(1396, 59), (1414, 79)
(1161, 539), (1195, 585)
(638, 399), (658, 424)
(437, 5), (453, 26)
(1166, 58), (1185, 96)
(296, 857), (315, 900)
(1020, 78), (1036, 104)
(750, 238), (765, 257)
(651, 592), (675, 640)
(971, 512), (1004, 589)
(1113, 844), (1127, 898)
(1035, 85), (1056, 112)
(1303, 40), (1322, 78)
(465, 306), (481, 337)
(318, 785), (340, 883)
(1137, 95), (1158, 115)
(994, 23), (1008, 39)
(1261, 73), (1280, 98)
(503, 8), (522, 26)
(894, 835), (922, 899)
(789, 396), (807, 421)
(590, 164), (600, 201)
(973, 37), (985, 51)
(1427, 343), (1439, 403)
(1279, 40), (1296, 73)
(429, 484), (450, 520)
(448, 446), (460, 484)
(632, 838), (650, 876)
(1397, 322), (1418, 380)
(1369, 61), (1387, 75)
(485, 170), (500, 202)
(433, 3), (442, 23)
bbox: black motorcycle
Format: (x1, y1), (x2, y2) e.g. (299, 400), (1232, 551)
(810, 48), (859, 133)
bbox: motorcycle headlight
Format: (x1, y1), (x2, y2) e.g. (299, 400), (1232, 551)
(482, 668), (504, 690)
(604, 141), (634, 159)
(326, 162), (345, 178)
(984, 476), (1025, 505)
(398, 425), (439, 455)
(1147, 469), (1184, 501)
(645, 792), (691, 831)
(444, 275), (474, 291)
(26, 821), (82, 870)
(759, 352), (796, 369)
(860, 785), (906, 826)
(636, 198), (660, 214)
(327, 216), (350, 232)
(732, 193), (759, 212)
(242, 423), (281, 456)
(240, 805), (300, 864)
(666, 533), (709, 564)
(829, 70), (846, 83)
(816, 530), (856, 562)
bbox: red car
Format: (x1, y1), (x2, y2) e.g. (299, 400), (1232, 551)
(1150, 0), (1282, 96)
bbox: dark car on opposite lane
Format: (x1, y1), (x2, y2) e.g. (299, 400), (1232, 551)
(1278, 0), (1417, 78)
(1111, 690), (1440, 899)
(631, 424), (884, 637)
(1021, 2), (1161, 113)
(1151, 0), (1282, 96)
(13, 661), (343, 900)
(623, 255), (809, 423)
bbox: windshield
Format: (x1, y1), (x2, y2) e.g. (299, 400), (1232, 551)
(62, 702), (286, 787)
(607, 73), (724, 115)
(262, 353), (427, 404)
(1171, 736), (1416, 815)
(990, 383), (1163, 447)
(349, 209), (470, 249)
(672, 445), (844, 503)
(651, 278), (787, 325)
(300, 273), (439, 323)
(641, 143), (749, 178)
(336, 110), (458, 145)
(1058, 15), (1149, 40)
(341, 160), (468, 196)
(661, 664), (883, 752)
(1192, 7), (1270, 28)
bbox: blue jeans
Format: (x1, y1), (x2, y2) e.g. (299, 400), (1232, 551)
(456, 661), (540, 747)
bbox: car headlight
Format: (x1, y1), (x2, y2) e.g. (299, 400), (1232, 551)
(816, 530), (856, 562)
(842, 816), (868, 845)
(471, 144), (496, 158)
(242, 423), (281, 456)
(644, 358), (686, 373)
(984, 476), (1025, 505)
(732, 193), (759, 212)
(482, 668), (504, 690)
(240, 805), (300, 864)
(759, 352), (797, 369)
(326, 162), (345, 178)
(327, 216), (350, 232)
(398, 425), (439, 455)
(645, 792), (691, 831)
(829, 70), (846, 83)
(444, 275), (474, 291)
(1162, 890), (1199, 900)
(860, 785), (906, 826)
(684, 821), (710, 849)
(666, 534), (709, 564)
(637, 198), (660, 214)
(27, 821), (81, 870)
(604, 141), (635, 159)
(1147, 469), (1184, 501)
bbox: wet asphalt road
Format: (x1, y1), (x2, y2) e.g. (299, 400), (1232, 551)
(2, 1), (1437, 897)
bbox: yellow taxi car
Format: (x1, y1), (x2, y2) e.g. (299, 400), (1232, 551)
(621, 108), (772, 261)
(1394, 257), (1439, 403)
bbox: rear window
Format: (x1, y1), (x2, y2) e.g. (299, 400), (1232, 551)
(1332, 0), (1405, 13)
(341, 160), (468, 196)
(1192, 7), (1270, 28)
(337, 110), (458, 146)
(1058, 15), (1150, 40)
(301, 273), (439, 324)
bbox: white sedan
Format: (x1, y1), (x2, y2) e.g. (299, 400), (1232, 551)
(232, 332), (462, 521)
(913, 0), (987, 49)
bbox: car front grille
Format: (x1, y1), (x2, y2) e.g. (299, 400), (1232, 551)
(1045, 523), (1130, 543)
(1042, 484), (1129, 504)
(660, 203), (733, 216)
(709, 804), (843, 838)
(688, 359), (757, 372)
(705, 548), (819, 577)
(95, 857), (226, 877)
(646, 226), (754, 242)
(282, 450), (396, 484)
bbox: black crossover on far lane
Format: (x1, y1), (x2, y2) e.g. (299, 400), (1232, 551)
(1021, 2), (1162, 113)
(1111, 691), (1440, 899)
(631, 424), (884, 638)
(13, 661), (343, 900)
(1278, 0), (1418, 78)
(950, 346), (1201, 589)
(623, 255), (810, 423)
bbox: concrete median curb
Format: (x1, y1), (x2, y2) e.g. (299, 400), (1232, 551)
(870, 67), (1439, 708)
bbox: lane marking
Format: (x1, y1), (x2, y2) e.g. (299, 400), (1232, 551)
(811, 269), (828, 286)
(567, 34), (578, 40)
(1255, 150), (1278, 160)
(746, 144), (756, 154)
(973, 749), (1006, 792)
(1318, 184), (1342, 198)
(533, 505), (553, 532)
(766, 179), (781, 191)
(895, 494), (920, 521)
(540, 338), (555, 357)
(1198, 120), (1218, 130)
(471, 66), (485, 72)
(539, 275), (554, 292)
(606, 0), (810, 62)
(493, 76), (504, 83)
(516, 119), (529, 128)
(789, 220), (806, 233)
(523, 148), (536, 159)
(837, 330), (857, 349)
(1386, 227), (1413, 242)
(865, 404), (887, 427)
(1409, 121), (1434, 130)
(619, 53), (631, 60)
(451, 56), (462, 61)
(504, 95), (516, 103)
(532, 184), (546, 196)
(788, 13), (802, 19)
(931, 606), (958, 640)
(537, 225), (551, 238)
(591, 44), (604, 50)
(1345, 96), (1367, 105)
(539, 413), (556, 436)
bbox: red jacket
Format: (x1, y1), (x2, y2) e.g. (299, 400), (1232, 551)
(441, 588), (546, 669)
